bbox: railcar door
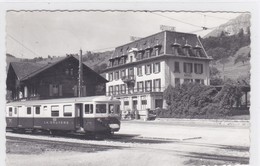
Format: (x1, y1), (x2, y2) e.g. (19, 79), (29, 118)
(75, 103), (83, 129)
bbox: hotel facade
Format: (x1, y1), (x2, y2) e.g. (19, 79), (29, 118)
(103, 30), (212, 112)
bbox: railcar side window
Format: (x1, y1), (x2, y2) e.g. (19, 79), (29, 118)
(35, 106), (40, 114)
(85, 104), (93, 114)
(96, 104), (106, 114)
(27, 107), (31, 114)
(43, 106), (47, 111)
(9, 107), (12, 116)
(63, 105), (72, 116)
(51, 105), (59, 117)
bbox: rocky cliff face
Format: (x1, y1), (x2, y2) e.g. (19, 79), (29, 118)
(204, 13), (250, 38)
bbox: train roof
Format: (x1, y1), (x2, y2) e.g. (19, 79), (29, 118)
(6, 96), (120, 106)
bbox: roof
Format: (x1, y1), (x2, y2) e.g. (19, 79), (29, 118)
(8, 55), (107, 82)
(10, 62), (47, 80)
(6, 95), (120, 106)
(111, 30), (209, 59)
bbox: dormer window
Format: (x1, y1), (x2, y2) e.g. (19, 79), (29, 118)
(183, 40), (191, 56)
(171, 38), (181, 56)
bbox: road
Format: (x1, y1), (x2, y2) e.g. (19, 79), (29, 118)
(6, 120), (250, 166)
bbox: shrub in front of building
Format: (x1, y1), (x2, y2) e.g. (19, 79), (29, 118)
(160, 81), (244, 119)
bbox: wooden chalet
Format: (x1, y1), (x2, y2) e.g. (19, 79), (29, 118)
(6, 55), (107, 101)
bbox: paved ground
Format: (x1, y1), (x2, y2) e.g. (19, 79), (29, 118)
(6, 120), (250, 166)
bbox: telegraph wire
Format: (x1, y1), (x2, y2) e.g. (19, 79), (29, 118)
(7, 33), (41, 57)
(151, 12), (202, 28)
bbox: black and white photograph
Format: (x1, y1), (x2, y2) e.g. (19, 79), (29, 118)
(1, 1), (260, 166)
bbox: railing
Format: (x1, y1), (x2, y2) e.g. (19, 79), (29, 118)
(121, 75), (136, 83)
(106, 86), (165, 96)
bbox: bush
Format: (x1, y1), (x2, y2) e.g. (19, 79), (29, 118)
(161, 81), (244, 119)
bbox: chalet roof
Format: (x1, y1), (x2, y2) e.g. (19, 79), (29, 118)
(8, 55), (107, 82)
(10, 62), (47, 80)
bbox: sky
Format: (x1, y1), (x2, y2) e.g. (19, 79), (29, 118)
(6, 11), (242, 59)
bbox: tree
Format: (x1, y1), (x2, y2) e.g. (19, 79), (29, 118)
(163, 85), (175, 106)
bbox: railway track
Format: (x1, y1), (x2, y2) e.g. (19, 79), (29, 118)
(6, 132), (249, 165)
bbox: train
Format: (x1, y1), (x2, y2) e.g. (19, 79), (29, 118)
(6, 96), (121, 137)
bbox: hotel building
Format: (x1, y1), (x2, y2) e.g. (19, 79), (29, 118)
(103, 30), (212, 112)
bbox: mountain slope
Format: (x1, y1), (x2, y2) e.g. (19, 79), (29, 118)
(214, 46), (250, 81)
(204, 13), (250, 38)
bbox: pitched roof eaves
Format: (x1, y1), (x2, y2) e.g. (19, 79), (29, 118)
(20, 56), (68, 81)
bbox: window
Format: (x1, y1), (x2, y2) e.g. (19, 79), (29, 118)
(70, 68), (74, 75)
(27, 107), (31, 115)
(137, 52), (143, 60)
(145, 80), (152, 92)
(154, 79), (161, 91)
(109, 73), (113, 81)
(115, 71), (119, 80)
(174, 62), (180, 73)
(14, 107), (17, 114)
(145, 64), (152, 75)
(121, 69), (126, 78)
(184, 79), (193, 83)
(145, 50), (151, 58)
(154, 62), (161, 73)
(96, 104), (106, 114)
(175, 78), (180, 86)
(109, 86), (113, 95)
(51, 105), (59, 117)
(35, 106), (40, 115)
(43, 106), (47, 111)
(137, 66), (142, 76)
(129, 68), (134, 76)
(155, 48), (159, 56)
(121, 84), (126, 94)
(85, 104), (93, 114)
(124, 101), (129, 105)
(108, 104), (119, 114)
(63, 105), (72, 116)
(183, 63), (193, 73)
(137, 81), (144, 92)
(8, 107), (12, 116)
(115, 85), (119, 94)
(195, 79), (204, 85)
(194, 63), (203, 74)
(141, 96), (147, 110)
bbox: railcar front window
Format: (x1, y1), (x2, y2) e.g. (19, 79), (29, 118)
(109, 104), (114, 114)
(96, 104), (106, 114)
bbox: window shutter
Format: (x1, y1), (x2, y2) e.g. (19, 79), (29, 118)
(183, 63), (186, 73)
(153, 63), (155, 73)
(74, 85), (78, 96)
(49, 84), (53, 96)
(201, 65), (203, 74)
(82, 86), (86, 96)
(59, 84), (62, 96)
(191, 63), (193, 73)
(194, 64), (197, 74)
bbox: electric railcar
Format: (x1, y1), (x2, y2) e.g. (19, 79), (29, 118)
(6, 96), (121, 136)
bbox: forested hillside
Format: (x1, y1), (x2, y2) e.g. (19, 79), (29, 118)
(201, 28), (250, 85)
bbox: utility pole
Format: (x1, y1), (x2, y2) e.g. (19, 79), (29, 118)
(78, 49), (83, 97)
